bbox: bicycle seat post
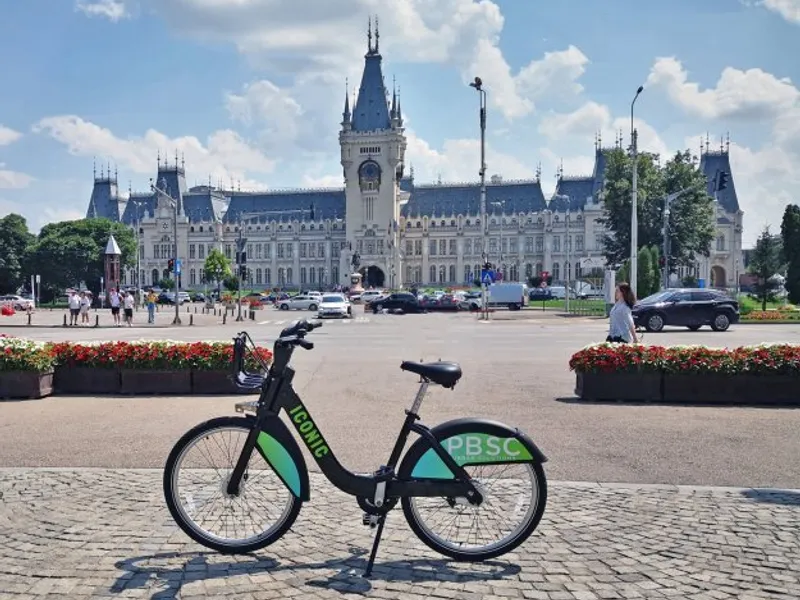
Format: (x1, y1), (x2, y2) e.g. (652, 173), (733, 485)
(409, 379), (429, 416)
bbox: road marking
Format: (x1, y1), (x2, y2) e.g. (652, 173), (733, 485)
(257, 318), (370, 325)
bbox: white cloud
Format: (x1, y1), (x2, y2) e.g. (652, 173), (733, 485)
(763, 0), (800, 23)
(537, 101), (671, 158)
(146, 0), (587, 120)
(32, 115), (275, 189)
(646, 57), (800, 120)
(0, 165), (34, 189)
(75, 0), (129, 22)
(0, 125), (22, 146)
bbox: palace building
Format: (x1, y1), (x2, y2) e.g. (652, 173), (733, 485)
(86, 26), (743, 292)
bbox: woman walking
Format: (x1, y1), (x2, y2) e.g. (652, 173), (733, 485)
(607, 282), (639, 343)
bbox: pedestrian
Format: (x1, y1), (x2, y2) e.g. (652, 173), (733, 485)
(79, 291), (91, 325)
(123, 291), (134, 327)
(146, 290), (157, 323)
(109, 288), (121, 326)
(606, 282), (638, 343)
(68, 291), (81, 326)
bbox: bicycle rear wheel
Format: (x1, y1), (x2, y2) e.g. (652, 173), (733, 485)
(163, 416), (301, 554)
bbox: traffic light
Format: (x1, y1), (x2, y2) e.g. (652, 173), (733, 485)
(167, 258), (175, 272)
(239, 265), (247, 280)
(716, 170), (729, 192)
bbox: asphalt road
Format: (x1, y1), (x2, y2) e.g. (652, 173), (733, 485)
(2, 310), (800, 488)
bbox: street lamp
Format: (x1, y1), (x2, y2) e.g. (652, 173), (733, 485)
(630, 85), (644, 296)
(469, 76), (489, 319)
(150, 178), (182, 325)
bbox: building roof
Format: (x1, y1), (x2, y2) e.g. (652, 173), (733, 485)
(86, 176), (121, 221)
(105, 234), (121, 255)
(551, 176), (595, 212)
(400, 180), (547, 218)
(351, 51), (391, 132)
(699, 150), (740, 213)
(223, 189), (346, 223)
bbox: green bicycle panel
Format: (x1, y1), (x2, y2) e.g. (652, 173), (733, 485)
(256, 432), (301, 497)
(411, 433), (533, 479)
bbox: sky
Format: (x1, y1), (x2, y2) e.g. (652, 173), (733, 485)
(0, 0), (798, 247)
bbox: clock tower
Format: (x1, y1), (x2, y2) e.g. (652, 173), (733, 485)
(339, 17), (407, 288)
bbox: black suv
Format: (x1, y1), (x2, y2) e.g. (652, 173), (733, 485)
(632, 288), (740, 332)
(371, 293), (424, 314)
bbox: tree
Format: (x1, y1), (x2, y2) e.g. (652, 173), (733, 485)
(600, 149), (714, 274)
(203, 248), (231, 290)
(0, 214), (35, 293)
(616, 260), (630, 286)
(781, 204), (800, 304)
(28, 218), (135, 301)
(223, 275), (239, 291)
(637, 246), (654, 299)
(158, 277), (175, 290)
(647, 245), (662, 295)
(748, 226), (784, 310)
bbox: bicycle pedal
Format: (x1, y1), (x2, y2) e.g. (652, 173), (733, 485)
(362, 513), (380, 528)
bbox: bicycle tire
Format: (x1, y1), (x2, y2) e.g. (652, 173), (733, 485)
(163, 416), (302, 554)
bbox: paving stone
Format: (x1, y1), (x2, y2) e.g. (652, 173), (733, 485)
(0, 469), (798, 599)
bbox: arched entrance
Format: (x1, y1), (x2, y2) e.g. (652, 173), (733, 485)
(710, 265), (726, 288)
(360, 265), (385, 288)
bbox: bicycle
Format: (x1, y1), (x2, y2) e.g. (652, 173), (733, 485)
(163, 319), (548, 577)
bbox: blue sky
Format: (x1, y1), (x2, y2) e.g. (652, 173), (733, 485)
(1, 0), (798, 246)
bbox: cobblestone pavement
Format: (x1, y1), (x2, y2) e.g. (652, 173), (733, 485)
(1, 469), (798, 599)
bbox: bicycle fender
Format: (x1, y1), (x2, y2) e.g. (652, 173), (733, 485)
(398, 418), (547, 480)
(247, 414), (310, 501)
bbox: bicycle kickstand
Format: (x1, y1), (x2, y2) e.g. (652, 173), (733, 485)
(362, 514), (387, 578)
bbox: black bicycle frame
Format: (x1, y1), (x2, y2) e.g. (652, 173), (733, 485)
(227, 342), (481, 502)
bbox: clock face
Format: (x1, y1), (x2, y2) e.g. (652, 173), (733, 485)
(162, 222), (169, 230)
(359, 160), (381, 192)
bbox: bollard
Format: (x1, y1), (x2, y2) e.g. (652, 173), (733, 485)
(94, 314), (99, 328)
(63, 313), (67, 327)
(194, 306), (197, 314)
(190, 314), (194, 326)
(223, 312), (227, 324)
(27, 313), (32, 326)
(186, 305), (190, 313)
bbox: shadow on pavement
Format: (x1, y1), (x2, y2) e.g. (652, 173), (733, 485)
(113, 550), (520, 598)
(555, 396), (800, 409)
(741, 488), (800, 506)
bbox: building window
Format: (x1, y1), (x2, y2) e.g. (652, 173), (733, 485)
(429, 240), (437, 256)
(256, 268), (262, 285)
(139, 245), (144, 260)
(464, 265), (471, 283)
(566, 262), (572, 280)
(189, 269), (196, 285)
(439, 240), (447, 255)
(318, 243), (325, 258)
(286, 244), (293, 258)
(509, 264), (518, 281)
(256, 243), (263, 259)
(449, 239), (456, 255)
(286, 267), (293, 284)
(552, 262), (560, 281)
(489, 238), (498, 254)
(449, 265), (456, 282)
(536, 262), (543, 276)
(474, 239), (482, 256)
(309, 243), (316, 258)
(576, 235), (584, 252)
(364, 197), (375, 222)
(525, 237), (534, 253)
(265, 267), (271, 285)
(225, 244), (232, 259)
(189, 245), (195, 259)
(277, 243), (284, 259)
(439, 265), (446, 283)
(247, 243), (253, 259)
(377, 240), (383, 254)
(429, 265), (436, 283)
(414, 240), (422, 255)
(575, 261), (582, 278)
(525, 263), (533, 277)
(153, 244), (160, 259)
(151, 269), (159, 284)
(300, 267), (307, 285)
(406, 265), (413, 283)
(406, 240), (413, 255)
(264, 243), (271, 259)
(278, 268), (286, 285)
(332, 266), (339, 284)
(717, 235), (726, 251)
(553, 237), (561, 252)
(502, 238), (508, 254)
(198, 244), (205, 259)
(300, 243), (307, 258)
(199, 269), (205, 284)
(465, 239), (472, 256)
(509, 238), (518, 253)
(310, 267), (316, 284)
(535, 236), (543, 253)
(594, 234), (604, 251)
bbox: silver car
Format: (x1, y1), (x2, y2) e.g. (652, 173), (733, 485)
(317, 294), (352, 319)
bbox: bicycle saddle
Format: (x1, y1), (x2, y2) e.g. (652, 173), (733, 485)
(400, 361), (462, 388)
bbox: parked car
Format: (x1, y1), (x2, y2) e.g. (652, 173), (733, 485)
(0, 294), (33, 310)
(360, 290), (384, 305)
(529, 287), (553, 301)
(631, 288), (740, 332)
(487, 282), (528, 310)
(317, 294), (352, 319)
(278, 294), (320, 311)
(371, 292), (424, 314)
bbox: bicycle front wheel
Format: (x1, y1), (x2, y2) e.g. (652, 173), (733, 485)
(163, 416), (301, 554)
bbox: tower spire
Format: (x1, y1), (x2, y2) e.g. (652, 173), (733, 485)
(375, 15), (380, 53)
(367, 16), (373, 53)
(726, 131), (730, 153)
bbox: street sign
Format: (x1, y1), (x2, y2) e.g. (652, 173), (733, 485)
(481, 269), (495, 285)
(35, 274), (41, 283)
(580, 256), (605, 270)
(175, 259), (182, 275)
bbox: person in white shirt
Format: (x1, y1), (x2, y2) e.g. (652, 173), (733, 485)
(68, 292), (81, 326)
(79, 291), (91, 325)
(109, 289), (121, 325)
(123, 291), (134, 326)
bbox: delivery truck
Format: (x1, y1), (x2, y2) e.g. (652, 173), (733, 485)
(487, 282), (528, 310)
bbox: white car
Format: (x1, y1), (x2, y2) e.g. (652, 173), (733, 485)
(278, 294), (320, 311)
(0, 294), (33, 310)
(317, 294), (352, 319)
(360, 290), (384, 305)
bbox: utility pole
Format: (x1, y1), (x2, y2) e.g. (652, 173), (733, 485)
(469, 76), (489, 320)
(630, 85), (644, 296)
(566, 210), (571, 313)
(151, 179), (182, 325)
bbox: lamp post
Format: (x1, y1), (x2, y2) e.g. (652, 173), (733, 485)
(150, 179), (182, 325)
(469, 76), (489, 319)
(234, 212), (261, 322)
(630, 85), (644, 296)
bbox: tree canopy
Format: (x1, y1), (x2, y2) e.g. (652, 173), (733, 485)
(0, 214), (35, 293)
(29, 218), (136, 299)
(599, 148), (714, 274)
(781, 204), (800, 305)
(203, 248), (231, 287)
(748, 226), (784, 310)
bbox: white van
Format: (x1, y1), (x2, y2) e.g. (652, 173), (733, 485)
(487, 282), (528, 310)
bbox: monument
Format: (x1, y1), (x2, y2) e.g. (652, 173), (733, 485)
(104, 234), (122, 304)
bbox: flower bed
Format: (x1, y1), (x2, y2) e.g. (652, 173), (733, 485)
(46, 340), (272, 396)
(569, 343), (800, 404)
(741, 310), (800, 322)
(0, 336), (55, 399)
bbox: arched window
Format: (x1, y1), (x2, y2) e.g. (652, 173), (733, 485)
(552, 262), (560, 281)
(286, 268), (293, 284)
(278, 268), (286, 286)
(509, 265), (518, 281)
(405, 265), (413, 283)
(449, 265), (456, 282)
(716, 235), (726, 251)
(464, 265), (471, 283)
(256, 268), (263, 285)
(332, 266), (339, 284)
(429, 265), (436, 283)
(566, 262), (572, 280)
(265, 268), (271, 285)
(189, 269), (196, 286)
(162, 268), (170, 280)
(575, 261), (582, 279)
(525, 263), (533, 278)
(310, 267), (316, 284)
(535, 262), (543, 276)
(439, 265), (446, 283)
(300, 267), (307, 285)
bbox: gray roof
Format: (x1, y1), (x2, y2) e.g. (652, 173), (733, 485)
(551, 177), (595, 212)
(86, 177), (121, 221)
(224, 189), (346, 223)
(699, 151), (740, 213)
(351, 50), (391, 132)
(401, 180), (547, 218)
(105, 234), (121, 255)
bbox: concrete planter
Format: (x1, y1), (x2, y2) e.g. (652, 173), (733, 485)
(120, 369), (192, 395)
(663, 373), (800, 405)
(574, 371), (662, 402)
(0, 371), (54, 400)
(54, 366), (120, 394)
(192, 370), (258, 395)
